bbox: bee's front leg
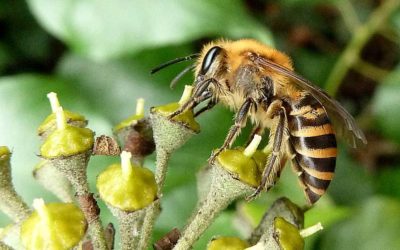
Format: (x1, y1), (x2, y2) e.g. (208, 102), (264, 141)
(168, 91), (212, 119)
(209, 98), (254, 164)
(169, 78), (215, 119)
(194, 99), (217, 117)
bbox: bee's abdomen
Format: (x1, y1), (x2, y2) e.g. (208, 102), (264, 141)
(288, 95), (337, 204)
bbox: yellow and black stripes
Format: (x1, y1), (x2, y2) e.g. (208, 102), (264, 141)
(288, 94), (337, 204)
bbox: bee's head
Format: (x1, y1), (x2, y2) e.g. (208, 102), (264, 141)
(196, 46), (224, 82)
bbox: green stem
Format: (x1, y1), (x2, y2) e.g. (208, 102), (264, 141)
(110, 207), (145, 250)
(0, 189), (30, 223)
(325, 0), (400, 96)
(336, 0), (361, 31)
(154, 148), (171, 195)
(52, 153), (108, 250)
(0, 151), (30, 223)
(353, 59), (390, 81)
(137, 148), (170, 250)
(173, 166), (254, 250)
(137, 200), (161, 250)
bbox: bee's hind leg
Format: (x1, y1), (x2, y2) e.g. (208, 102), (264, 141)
(247, 107), (287, 200)
(209, 98), (254, 164)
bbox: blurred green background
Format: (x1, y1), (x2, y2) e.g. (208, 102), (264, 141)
(1, 0), (400, 249)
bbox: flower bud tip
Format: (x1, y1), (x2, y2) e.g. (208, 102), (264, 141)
(300, 222), (323, 238)
(120, 151), (133, 179)
(47, 92), (60, 113)
(32, 198), (48, 220)
(136, 98), (145, 116)
(55, 107), (66, 130)
(179, 85), (194, 105)
(244, 135), (262, 157)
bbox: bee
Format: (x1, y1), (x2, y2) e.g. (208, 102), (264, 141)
(152, 39), (367, 204)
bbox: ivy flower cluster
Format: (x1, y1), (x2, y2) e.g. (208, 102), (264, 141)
(0, 89), (322, 250)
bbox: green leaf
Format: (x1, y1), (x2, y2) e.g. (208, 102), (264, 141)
(376, 167), (400, 199)
(372, 68), (400, 145)
(390, 8), (400, 33)
(27, 0), (273, 61)
(319, 197), (400, 250)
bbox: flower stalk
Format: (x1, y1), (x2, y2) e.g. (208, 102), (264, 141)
(33, 160), (74, 203)
(40, 105), (107, 250)
(139, 86), (200, 250)
(173, 135), (264, 250)
(97, 151), (157, 250)
(174, 165), (255, 250)
(113, 98), (155, 165)
(0, 146), (30, 223)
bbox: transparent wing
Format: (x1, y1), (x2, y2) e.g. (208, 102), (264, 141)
(255, 56), (367, 148)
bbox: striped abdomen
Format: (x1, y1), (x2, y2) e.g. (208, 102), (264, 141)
(288, 94), (337, 204)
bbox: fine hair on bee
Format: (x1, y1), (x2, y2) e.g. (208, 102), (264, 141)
(151, 39), (367, 204)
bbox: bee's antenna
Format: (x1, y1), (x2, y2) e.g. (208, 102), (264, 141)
(170, 64), (196, 89)
(151, 54), (199, 74)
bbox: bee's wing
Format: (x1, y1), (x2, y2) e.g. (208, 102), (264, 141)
(256, 57), (367, 148)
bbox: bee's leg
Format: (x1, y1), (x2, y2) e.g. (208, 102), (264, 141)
(209, 98), (254, 163)
(169, 79), (214, 119)
(194, 99), (217, 117)
(247, 107), (287, 200)
(168, 93), (212, 120)
(245, 125), (264, 147)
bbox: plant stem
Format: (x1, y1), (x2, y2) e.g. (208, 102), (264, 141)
(325, 0), (400, 96)
(154, 148), (171, 193)
(353, 59), (390, 81)
(109, 207), (145, 250)
(173, 165), (254, 250)
(52, 153), (108, 250)
(137, 148), (170, 250)
(0, 150), (30, 223)
(0, 188), (30, 223)
(137, 200), (161, 250)
(33, 161), (74, 203)
(336, 0), (361, 32)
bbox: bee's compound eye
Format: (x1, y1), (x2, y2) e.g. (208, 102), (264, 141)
(200, 46), (222, 75)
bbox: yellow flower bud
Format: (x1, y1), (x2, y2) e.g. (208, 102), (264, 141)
(274, 217), (304, 250)
(97, 152), (157, 211)
(38, 110), (87, 136)
(152, 85), (200, 133)
(216, 149), (261, 187)
(20, 200), (86, 250)
(40, 126), (94, 158)
(207, 237), (249, 250)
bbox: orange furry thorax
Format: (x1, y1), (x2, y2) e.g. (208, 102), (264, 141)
(196, 39), (293, 74)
